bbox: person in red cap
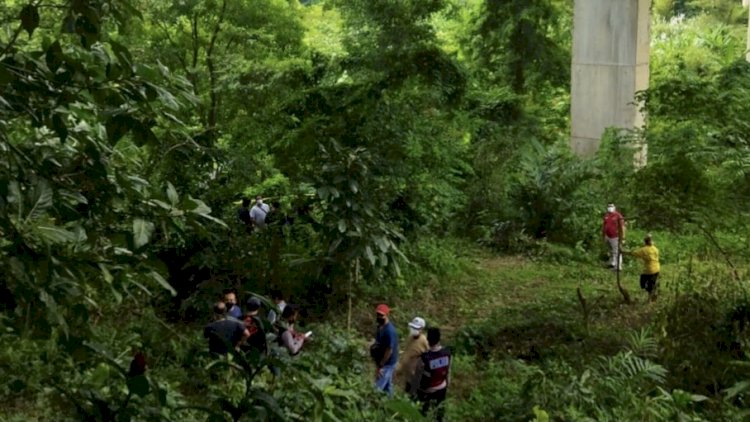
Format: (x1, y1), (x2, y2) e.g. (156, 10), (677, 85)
(370, 304), (399, 396)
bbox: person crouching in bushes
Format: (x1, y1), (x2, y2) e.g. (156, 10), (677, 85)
(241, 298), (268, 357)
(624, 234), (661, 302)
(274, 304), (310, 356)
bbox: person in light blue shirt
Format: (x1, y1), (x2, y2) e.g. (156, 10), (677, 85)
(250, 195), (270, 229)
(371, 303), (399, 396)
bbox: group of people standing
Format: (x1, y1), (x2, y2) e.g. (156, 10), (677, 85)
(237, 195), (274, 230)
(602, 203), (661, 301)
(371, 304), (452, 421)
(204, 294), (452, 420)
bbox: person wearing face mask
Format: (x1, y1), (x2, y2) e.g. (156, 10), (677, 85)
(602, 203), (625, 270)
(370, 304), (399, 396)
(223, 288), (243, 320)
(249, 195), (270, 229)
(395, 317), (429, 394)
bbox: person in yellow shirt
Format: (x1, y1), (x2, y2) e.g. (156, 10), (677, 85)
(625, 235), (660, 301)
(396, 317), (429, 394)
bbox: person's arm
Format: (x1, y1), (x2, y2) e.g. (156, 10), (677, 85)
(446, 355), (452, 387)
(409, 358), (424, 396)
(618, 216), (626, 239)
(630, 247), (646, 260)
(240, 328), (250, 344)
(378, 347), (392, 368)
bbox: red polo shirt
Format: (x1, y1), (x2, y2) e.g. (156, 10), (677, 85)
(602, 211), (624, 238)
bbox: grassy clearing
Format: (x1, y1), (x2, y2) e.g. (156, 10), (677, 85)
(348, 235), (746, 417)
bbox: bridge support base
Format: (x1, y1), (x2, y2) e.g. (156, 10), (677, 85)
(570, 0), (650, 161)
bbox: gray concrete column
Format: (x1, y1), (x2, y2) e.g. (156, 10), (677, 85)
(570, 0), (651, 159)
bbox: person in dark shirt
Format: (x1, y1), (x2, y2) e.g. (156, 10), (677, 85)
(241, 297), (268, 356)
(203, 302), (250, 356)
(411, 327), (451, 422)
(237, 198), (252, 226)
(371, 303), (399, 396)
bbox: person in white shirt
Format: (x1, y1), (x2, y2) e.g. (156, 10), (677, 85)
(250, 195), (270, 229)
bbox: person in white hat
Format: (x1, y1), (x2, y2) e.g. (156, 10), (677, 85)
(395, 316), (429, 394)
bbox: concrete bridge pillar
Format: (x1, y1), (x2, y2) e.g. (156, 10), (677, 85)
(570, 0), (651, 160)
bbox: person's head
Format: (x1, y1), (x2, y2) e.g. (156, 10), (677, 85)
(255, 195), (263, 205)
(427, 327), (441, 347)
(270, 289), (284, 304)
(644, 234), (653, 245)
(408, 317), (426, 338)
(607, 203), (615, 213)
(376, 304), (390, 326)
(223, 289), (237, 307)
(213, 302), (227, 320)
(246, 297), (261, 316)
(241, 198), (250, 208)
(281, 304), (299, 323)
(272, 201), (281, 210)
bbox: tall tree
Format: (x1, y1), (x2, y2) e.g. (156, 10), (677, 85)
(0, 0), (221, 336)
(468, 0), (570, 94)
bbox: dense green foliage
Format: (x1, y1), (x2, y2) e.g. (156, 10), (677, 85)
(2, 0), (750, 420)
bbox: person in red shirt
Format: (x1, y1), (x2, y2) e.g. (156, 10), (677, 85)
(602, 203), (625, 270)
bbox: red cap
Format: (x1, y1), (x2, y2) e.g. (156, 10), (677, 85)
(376, 304), (390, 316)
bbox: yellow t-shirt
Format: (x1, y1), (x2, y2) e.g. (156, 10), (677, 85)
(631, 244), (660, 275)
(395, 334), (429, 383)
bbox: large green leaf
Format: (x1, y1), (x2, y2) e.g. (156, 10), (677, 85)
(26, 180), (53, 222)
(166, 182), (179, 206)
(384, 399), (425, 421)
(132, 218), (155, 249)
(149, 271), (176, 296)
(37, 226), (77, 244)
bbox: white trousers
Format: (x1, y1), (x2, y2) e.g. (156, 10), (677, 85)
(607, 237), (622, 269)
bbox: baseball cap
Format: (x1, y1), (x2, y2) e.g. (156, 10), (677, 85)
(376, 304), (390, 316)
(408, 317), (426, 330)
(246, 297), (261, 312)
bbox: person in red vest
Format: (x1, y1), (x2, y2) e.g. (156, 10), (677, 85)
(602, 203), (626, 270)
(410, 327), (451, 421)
